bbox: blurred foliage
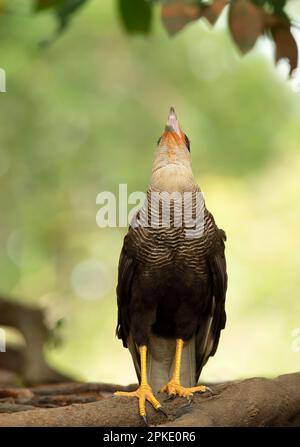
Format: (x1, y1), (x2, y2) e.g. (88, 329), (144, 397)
(0, 1), (299, 383)
(159, 0), (297, 74)
(0, 2), (297, 68)
(118, 0), (152, 34)
(35, 0), (89, 39)
(3, 1), (294, 73)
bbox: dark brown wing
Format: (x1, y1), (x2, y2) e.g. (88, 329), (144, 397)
(196, 228), (227, 381)
(116, 231), (142, 380)
(116, 233), (136, 348)
(209, 228), (227, 354)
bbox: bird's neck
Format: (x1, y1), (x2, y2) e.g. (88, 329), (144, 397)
(150, 146), (196, 193)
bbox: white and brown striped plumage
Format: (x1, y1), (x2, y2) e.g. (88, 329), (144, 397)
(116, 108), (227, 392)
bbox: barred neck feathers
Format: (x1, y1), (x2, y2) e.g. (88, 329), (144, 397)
(150, 144), (197, 193)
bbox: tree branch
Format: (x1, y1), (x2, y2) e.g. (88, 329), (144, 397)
(0, 297), (69, 384)
(0, 372), (299, 426)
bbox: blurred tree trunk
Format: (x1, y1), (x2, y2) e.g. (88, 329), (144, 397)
(0, 297), (69, 385)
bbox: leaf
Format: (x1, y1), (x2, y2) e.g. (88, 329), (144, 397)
(202, 0), (229, 26)
(271, 23), (298, 75)
(36, 0), (88, 30)
(35, 0), (64, 11)
(161, 2), (203, 36)
(36, 0), (89, 46)
(228, 0), (298, 76)
(160, 0), (228, 37)
(118, 0), (152, 34)
(267, 0), (286, 15)
(228, 0), (266, 54)
(55, 0), (88, 31)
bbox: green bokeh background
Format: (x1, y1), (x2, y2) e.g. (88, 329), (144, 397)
(0, 1), (299, 384)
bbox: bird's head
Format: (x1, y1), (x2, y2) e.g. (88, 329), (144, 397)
(157, 106), (190, 154)
(151, 107), (195, 192)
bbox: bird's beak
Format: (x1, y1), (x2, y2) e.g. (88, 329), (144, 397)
(158, 107), (187, 150)
(166, 106), (181, 135)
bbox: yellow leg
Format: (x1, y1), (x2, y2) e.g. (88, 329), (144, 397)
(160, 339), (209, 398)
(114, 345), (164, 423)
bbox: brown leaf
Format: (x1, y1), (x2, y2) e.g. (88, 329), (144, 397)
(203, 0), (229, 25)
(161, 1), (229, 36)
(161, 3), (203, 36)
(271, 24), (298, 75)
(228, 0), (266, 54)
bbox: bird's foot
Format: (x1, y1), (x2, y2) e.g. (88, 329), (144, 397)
(114, 384), (165, 425)
(160, 380), (210, 399)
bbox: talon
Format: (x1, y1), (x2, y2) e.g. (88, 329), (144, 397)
(165, 393), (176, 401)
(115, 346), (163, 425)
(115, 382), (161, 426)
(157, 406), (168, 417)
(160, 380), (210, 399)
(142, 415), (148, 426)
(187, 395), (193, 404)
(204, 386), (213, 394)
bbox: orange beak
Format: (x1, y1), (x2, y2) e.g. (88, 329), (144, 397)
(159, 107), (186, 148)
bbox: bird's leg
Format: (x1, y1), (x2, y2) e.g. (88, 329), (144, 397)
(160, 339), (209, 399)
(114, 345), (163, 424)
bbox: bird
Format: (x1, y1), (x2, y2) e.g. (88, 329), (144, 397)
(114, 107), (227, 424)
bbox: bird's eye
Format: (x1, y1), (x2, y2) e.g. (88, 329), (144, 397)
(184, 134), (190, 152)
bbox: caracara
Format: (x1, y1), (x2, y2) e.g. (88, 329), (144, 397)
(115, 107), (227, 423)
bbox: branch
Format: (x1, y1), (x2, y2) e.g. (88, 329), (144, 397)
(0, 372), (299, 426)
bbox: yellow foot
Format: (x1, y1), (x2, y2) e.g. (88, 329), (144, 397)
(114, 385), (165, 425)
(160, 380), (210, 399)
